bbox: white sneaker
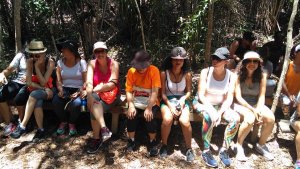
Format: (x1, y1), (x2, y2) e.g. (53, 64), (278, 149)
(236, 145), (247, 162)
(255, 143), (274, 161)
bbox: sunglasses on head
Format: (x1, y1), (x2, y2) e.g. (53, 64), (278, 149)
(94, 49), (106, 54)
(243, 59), (260, 64)
(211, 55), (223, 62)
(31, 54), (41, 59)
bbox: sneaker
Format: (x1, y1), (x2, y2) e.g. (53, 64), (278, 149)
(295, 160), (300, 169)
(56, 122), (67, 135)
(186, 148), (195, 162)
(3, 123), (16, 136)
(86, 138), (102, 154)
(202, 151), (218, 168)
(32, 129), (45, 143)
(68, 124), (77, 136)
(148, 140), (159, 157)
(10, 125), (26, 139)
(255, 143), (274, 161)
(159, 144), (168, 158)
(126, 139), (137, 152)
(219, 149), (231, 167)
(236, 145), (248, 162)
(101, 127), (112, 142)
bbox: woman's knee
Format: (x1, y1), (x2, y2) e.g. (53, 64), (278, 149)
(30, 90), (46, 100)
(243, 112), (255, 125)
(179, 110), (191, 126)
(262, 111), (275, 124)
(162, 116), (173, 126)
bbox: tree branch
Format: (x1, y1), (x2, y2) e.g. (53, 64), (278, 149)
(271, 0), (299, 112)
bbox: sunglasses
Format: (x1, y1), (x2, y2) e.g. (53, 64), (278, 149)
(94, 49), (106, 54)
(243, 59), (260, 64)
(211, 55), (223, 62)
(31, 54), (41, 59)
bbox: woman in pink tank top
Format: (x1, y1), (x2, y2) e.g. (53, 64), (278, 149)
(85, 41), (120, 154)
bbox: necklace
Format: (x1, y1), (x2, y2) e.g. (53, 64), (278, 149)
(170, 70), (182, 95)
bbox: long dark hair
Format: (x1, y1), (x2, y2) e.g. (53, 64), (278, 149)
(161, 54), (190, 74)
(239, 61), (262, 83)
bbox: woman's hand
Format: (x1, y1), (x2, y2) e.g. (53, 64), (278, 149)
(93, 82), (103, 92)
(144, 107), (153, 122)
(179, 96), (186, 110)
(0, 73), (7, 85)
(253, 108), (263, 125)
(70, 92), (79, 99)
(58, 88), (64, 98)
(168, 103), (177, 115)
(45, 88), (53, 100)
(127, 106), (137, 120)
(80, 90), (87, 98)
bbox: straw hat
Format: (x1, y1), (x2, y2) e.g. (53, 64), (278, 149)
(25, 40), (47, 54)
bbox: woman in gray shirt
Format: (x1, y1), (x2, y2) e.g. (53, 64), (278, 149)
(234, 51), (275, 161)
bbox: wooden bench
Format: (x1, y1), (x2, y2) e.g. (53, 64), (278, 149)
(109, 95), (203, 134)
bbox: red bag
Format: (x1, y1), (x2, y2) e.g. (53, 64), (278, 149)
(98, 86), (119, 104)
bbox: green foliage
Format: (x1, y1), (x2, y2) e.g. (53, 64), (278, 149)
(178, 0), (208, 55)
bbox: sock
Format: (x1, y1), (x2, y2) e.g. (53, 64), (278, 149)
(203, 149), (210, 153)
(220, 147), (226, 152)
(130, 138), (135, 142)
(38, 128), (44, 132)
(150, 139), (156, 143)
(19, 124), (26, 130)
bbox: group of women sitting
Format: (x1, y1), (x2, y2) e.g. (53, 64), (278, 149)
(0, 39), (283, 168)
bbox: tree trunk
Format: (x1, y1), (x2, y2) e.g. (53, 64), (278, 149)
(0, 13), (3, 56)
(14, 0), (21, 53)
(271, 0), (299, 112)
(133, 0), (146, 50)
(203, 0), (214, 66)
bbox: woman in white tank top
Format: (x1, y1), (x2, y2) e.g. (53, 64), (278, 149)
(192, 47), (239, 168)
(160, 47), (194, 162)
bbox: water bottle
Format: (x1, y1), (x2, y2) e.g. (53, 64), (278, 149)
(173, 102), (181, 125)
(81, 98), (87, 112)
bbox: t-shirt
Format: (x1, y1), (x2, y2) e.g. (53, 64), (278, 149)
(125, 65), (161, 109)
(10, 53), (26, 84)
(57, 59), (87, 88)
(285, 61), (300, 96)
(297, 92), (300, 104)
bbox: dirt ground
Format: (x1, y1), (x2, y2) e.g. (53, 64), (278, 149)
(0, 110), (297, 169)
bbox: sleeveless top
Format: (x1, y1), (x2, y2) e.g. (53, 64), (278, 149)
(235, 38), (251, 59)
(93, 57), (112, 86)
(285, 61), (300, 95)
(28, 58), (53, 91)
(240, 81), (260, 106)
(165, 70), (186, 96)
(205, 67), (231, 105)
(58, 59), (87, 88)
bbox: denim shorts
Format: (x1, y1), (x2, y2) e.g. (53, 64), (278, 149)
(90, 92), (121, 120)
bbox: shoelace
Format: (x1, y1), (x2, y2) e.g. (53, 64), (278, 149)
(221, 151), (229, 158)
(205, 152), (214, 160)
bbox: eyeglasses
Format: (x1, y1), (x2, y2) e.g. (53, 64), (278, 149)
(94, 49), (106, 54)
(244, 59), (260, 64)
(211, 55), (223, 62)
(31, 54), (41, 59)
